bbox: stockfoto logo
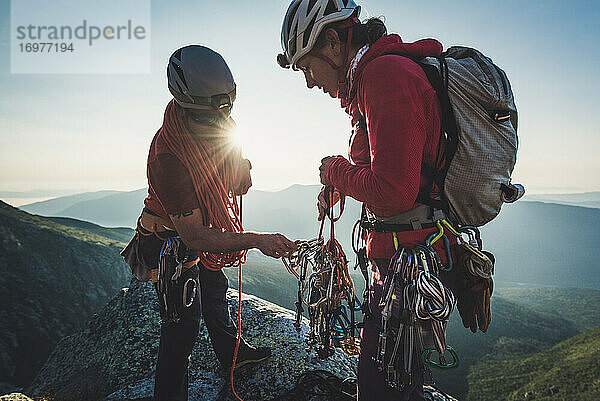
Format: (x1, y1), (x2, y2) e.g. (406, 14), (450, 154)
(16, 20), (147, 46)
(11, 0), (151, 74)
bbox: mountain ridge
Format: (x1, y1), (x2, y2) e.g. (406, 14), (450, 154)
(0, 201), (131, 387)
(466, 325), (600, 401)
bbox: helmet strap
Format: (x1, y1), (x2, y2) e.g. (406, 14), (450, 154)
(338, 25), (354, 84)
(311, 25), (355, 97)
(311, 52), (341, 71)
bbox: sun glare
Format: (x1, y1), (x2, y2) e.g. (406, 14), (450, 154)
(229, 125), (245, 149)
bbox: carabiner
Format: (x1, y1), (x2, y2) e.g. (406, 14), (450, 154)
(425, 221), (445, 247)
(422, 346), (459, 369)
(440, 219), (461, 237)
(182, 277), (197, 308)
(440, 234), (454, 272)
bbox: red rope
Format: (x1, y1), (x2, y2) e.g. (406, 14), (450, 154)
(230, 262), (243, 401)
(159, 100), (247, 269)
(159, 101), (247, 399)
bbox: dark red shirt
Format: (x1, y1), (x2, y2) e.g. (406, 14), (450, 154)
(143, 132), (200, 220)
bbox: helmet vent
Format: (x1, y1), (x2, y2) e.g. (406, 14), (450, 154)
(287, 2), (301, 34)
(173, 48), (182, 61)
(303, 12), (318, 48)
(325, 1), (337, 15)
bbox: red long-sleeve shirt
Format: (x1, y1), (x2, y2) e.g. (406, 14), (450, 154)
(325, 35), (446, 260)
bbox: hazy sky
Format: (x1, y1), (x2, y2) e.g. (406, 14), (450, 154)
(1, 0), (598, 195)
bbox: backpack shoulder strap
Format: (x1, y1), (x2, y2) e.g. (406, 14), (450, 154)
(352, 52), (460, 213)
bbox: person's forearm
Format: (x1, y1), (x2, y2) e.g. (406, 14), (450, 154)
(183, 226), (261, 254)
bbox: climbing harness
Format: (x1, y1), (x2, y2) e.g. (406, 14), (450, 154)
(282, 187), (360, 359)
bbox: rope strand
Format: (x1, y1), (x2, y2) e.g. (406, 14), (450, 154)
(159, 100), (246, 269)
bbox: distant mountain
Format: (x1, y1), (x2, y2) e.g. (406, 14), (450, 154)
(480, 201), (600, 289)
(243, 192), (600, 290)
(54, 189), (147, 228)
(493, 287), (600, 332)
(17, 186), (600, 289)
(19, 190), (121, 216)
(525, 191), (600, 208)
(466, 326), (600, 401)
(243, 184), (361, 250)
(45, 217), (134, 244)
(0, 201), (131, 388)
(0, 190), (82, 198)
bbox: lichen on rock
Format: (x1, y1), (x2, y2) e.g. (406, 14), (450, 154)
(28, 278), (356, 401)
(25, 277), (457, 401)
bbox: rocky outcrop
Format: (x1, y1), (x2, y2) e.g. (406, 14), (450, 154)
(0, 394), (33, 401)
(28, 279), (355, 400)
(26, 278), (456, 401)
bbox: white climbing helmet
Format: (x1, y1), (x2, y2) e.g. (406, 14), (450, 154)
(278, 0), (361, 69)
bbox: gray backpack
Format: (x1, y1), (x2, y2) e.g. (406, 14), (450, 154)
(415, 46), (523, 227)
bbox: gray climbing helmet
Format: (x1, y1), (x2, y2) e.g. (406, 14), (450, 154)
(167, 45), (236, 111)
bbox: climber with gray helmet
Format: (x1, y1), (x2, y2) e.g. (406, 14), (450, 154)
(122, 44), (297, 401)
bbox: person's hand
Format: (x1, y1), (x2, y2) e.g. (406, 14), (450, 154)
(317, 186), (341, 221)
(256, 233), (298, 258)
(234, 158), (252, 195)
(319, 156), (342, 185)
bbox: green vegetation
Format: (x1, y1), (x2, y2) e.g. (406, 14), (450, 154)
(494, 287), (600, 332)
(45, 216), (134, 244)
(467, 326), (600, 401)
(435, 296), (581, 398)
(0, 201), (131, 387)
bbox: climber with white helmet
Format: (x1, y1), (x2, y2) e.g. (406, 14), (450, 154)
(278, 1), (457, 400)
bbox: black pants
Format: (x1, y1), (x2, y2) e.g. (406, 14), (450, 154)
(358, 259), (425, 400)
(153, 263), (243, 401)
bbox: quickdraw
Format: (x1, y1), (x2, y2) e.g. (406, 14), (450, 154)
(282, 187), (360, 359)
(374, 220), (460, 390)
(157, 237), (196, 326)
(351, 218), (372, 321)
